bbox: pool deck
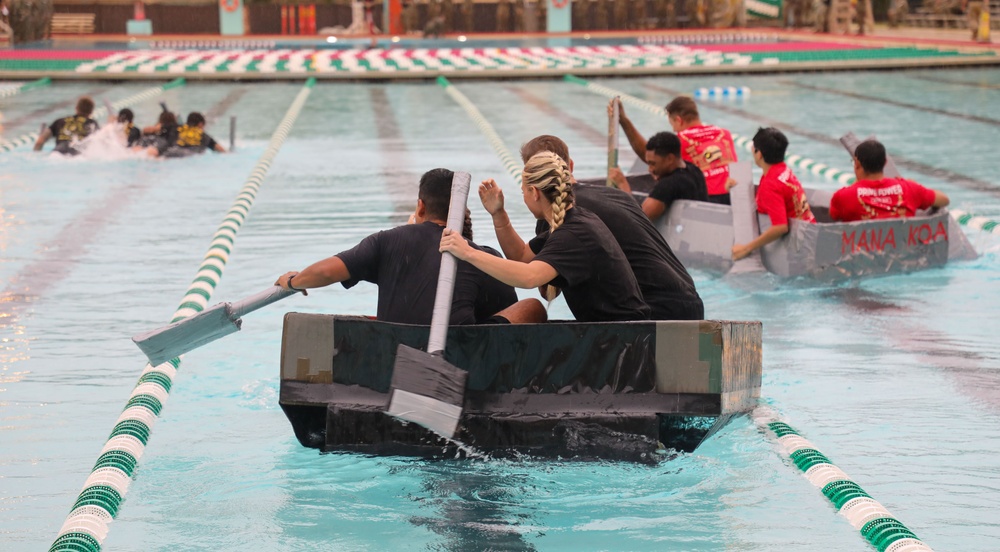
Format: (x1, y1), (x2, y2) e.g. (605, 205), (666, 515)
(2, 26), (999, 80)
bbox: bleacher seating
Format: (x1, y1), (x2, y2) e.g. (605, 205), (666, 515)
(50, 13), (96, 35)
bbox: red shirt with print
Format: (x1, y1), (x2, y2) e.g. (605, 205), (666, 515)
(756, 162), (816, 226)
(677, 124), (738, 197)
(829, 177), (937, 222)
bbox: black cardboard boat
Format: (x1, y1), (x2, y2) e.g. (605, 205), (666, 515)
(279, 314), (762, 463)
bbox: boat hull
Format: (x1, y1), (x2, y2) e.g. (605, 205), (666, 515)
(579, 166), (977, 280)
(279, 314), (762, 462)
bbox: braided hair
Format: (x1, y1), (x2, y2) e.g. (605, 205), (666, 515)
(523, 151), (575, 303)
(522, 151), (575, 232)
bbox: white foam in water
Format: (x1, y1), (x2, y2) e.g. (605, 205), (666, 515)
(69, 123), (148, 161)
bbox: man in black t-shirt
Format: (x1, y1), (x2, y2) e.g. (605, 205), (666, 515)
(160, 112), (226, 158)
(504, 135), (704, 321)
(33, 96), (99, 156)
(276, 168), (544, 325)
(612, 131), (709, 222)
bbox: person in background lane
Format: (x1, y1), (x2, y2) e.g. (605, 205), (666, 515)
(33, 96), (99, 155)
(732, 127), (816, 261)
(829, 139), (949, 222)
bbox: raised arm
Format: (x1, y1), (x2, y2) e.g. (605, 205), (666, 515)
(480, 179), (535, 262)
(610, 101), (647, 159)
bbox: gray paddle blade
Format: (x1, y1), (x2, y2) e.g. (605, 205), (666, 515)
(132, 302), (239, 366)
(387, 344), (467, 439)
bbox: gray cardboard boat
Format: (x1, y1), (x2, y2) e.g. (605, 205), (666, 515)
(580, 159), (977, 281)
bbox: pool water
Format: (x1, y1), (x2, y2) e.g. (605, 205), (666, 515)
(2, 71), (999, 551)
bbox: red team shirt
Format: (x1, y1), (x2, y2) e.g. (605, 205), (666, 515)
(756, 162), (816, 226)
(829, 178), (937, 222)
(677, 124), (738, 197)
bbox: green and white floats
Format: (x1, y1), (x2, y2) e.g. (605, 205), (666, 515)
(755, 407), (934, 552)
(49, 78), (316, 552)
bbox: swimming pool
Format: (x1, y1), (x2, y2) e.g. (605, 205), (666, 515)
(2, 70), (999, 550)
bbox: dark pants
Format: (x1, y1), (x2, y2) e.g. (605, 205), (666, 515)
(707, 193), (731, 205)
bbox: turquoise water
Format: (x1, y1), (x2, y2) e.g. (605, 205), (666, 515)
(2, 72), (1000, 550)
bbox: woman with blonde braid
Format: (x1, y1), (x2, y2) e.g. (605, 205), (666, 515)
(440, 152), (650, 322)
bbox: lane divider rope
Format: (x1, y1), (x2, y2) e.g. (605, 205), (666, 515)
(0, 76), (52, 98)
(753, 406), (934, 552)
(563, 74), (857, 186)
(48, 77), (316, 552)
(1, 78), (186, 154)
(950, 209), (1000, 234)
(437, 76), (522, 184)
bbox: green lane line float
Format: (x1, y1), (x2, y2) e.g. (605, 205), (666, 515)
(437, 76), (523, 184)
(49, 77), (316, 552)
(754, 406), (934, 552)
(0, 76), (52, 98)
(950, 209), (1000, 234)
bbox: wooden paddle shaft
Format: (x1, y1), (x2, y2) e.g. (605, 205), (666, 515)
(427, 171), (472, 355)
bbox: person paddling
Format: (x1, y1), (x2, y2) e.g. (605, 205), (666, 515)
(440, 152), (650, 322)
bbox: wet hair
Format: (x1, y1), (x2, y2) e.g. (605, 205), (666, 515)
(159, 111), (177, 126)
(645, 132), (681, 157)
(186, 112), (206, 126)
(418, 168), (455, 221)
(523, 151), (574, 232)
(752, 127), (789, 165)
(854, 139), (887, 174)
(117, 108), (134, 124)
(76, 97), (95, 117)
(520, 135), (570, 165)
(665, 96), (699, 122)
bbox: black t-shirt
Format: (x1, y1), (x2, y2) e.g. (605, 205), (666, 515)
(535, 185), (703, 320)
(649, 163), (709, 211)
(529, 207), (649, 322)
(336, 221), (516, 325)
(49, 115), (98, 146)
(474, 245), (518, 323)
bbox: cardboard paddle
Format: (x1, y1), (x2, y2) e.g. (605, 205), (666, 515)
(132, 285), (298, 366)
(385, 171), (472, 439)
